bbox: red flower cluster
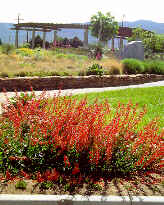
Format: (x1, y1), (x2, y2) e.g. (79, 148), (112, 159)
(1, 90), (163, 181)
(36, 168), (59, 182)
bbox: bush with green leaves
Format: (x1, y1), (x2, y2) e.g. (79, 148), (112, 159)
(21, 43), (31, 48)
(122, 58), (145, 74)
(15, 180), (27, 190)
(1, 43), (14, 55)
(86, 63), (104, 76)
(0, 72), (9, 78)
(144, 60), (164, 75)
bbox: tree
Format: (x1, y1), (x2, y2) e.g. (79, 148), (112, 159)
(90, 11), (119, 45)
(128, 27), (164, 53)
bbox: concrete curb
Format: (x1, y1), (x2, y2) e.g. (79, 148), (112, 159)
(0, 195), (164, 205)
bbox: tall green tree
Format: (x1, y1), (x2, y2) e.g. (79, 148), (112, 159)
(90, 11), (119, 45)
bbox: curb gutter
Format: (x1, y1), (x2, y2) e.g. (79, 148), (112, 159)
(0, 195), (163, 205)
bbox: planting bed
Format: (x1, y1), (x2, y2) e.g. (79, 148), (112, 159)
(0, 174), (163, 196)
(0, 89), (163, 196)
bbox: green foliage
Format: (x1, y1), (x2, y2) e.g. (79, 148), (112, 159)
(86, 63), (104, 76)
(9, 92), (35, 107)
(39, 181), (54, 190)
(88, 183), (102, 191)
(21, 43), (30, 48)
(55, 53), (67, 59)
(16, 47), (34, 57)
(90, 11), (119, 43)
(128, 27), (164, 53)
(0, 72), (9, 78)
(29, 35), (50, 49)
(0, 38), (2, 45)
(0, 89), (163, 183)
(122, 58), (164, 75)
(122, 58), (145, 74)
(15, 180), (27, 190)
(1, 43), (14, 55)
(69, 36), (83, 48)
(144, 60), (164, 74)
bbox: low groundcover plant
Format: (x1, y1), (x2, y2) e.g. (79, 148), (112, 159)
(0, 90), (163, 190)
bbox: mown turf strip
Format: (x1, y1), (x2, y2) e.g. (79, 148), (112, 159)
(73, 86), (164, 129)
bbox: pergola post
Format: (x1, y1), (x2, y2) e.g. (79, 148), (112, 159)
(119, 37), (123, 50)
(43, 31), (46, 49)
(32, 29), (36, 49)
(53, 30), (57, 42)
(15, 29), (19, 48)
(84, 28), (88, 48)
(26, 31), (29, 43)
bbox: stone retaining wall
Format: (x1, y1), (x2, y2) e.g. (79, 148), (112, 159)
(0, 74), (164, 92)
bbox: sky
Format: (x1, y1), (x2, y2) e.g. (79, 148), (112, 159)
(0, 0), (164, 24)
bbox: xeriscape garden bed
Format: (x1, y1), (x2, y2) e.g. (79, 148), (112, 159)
(0, 89), (163, 195)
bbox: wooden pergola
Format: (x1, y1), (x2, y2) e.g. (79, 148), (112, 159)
(11, 22), (135, 49)
(11, 23), (61, 49)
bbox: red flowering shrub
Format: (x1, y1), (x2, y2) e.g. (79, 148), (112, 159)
(0, 90), (163, 182)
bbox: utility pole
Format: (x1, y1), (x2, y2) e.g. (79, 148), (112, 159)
(14, 13), (24, 48)
(15, 13), (24, 24)
(122, 14), (126, 27)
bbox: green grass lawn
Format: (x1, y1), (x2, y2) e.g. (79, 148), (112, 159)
(73, 86), (164, 129)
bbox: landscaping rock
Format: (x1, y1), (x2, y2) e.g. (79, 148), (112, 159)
(0, 75), (164, 92)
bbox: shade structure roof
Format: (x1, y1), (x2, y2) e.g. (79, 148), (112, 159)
(12, 23), (90, 30)
(11, 22), (153, 38)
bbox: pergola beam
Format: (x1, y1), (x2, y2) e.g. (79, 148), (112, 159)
(11, 28), (52, 32)
(12, 22), (148, 50)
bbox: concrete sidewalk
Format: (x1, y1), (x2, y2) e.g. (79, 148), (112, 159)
(0, 80), (164, 114)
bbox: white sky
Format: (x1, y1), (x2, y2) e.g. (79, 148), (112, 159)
(0, 0), (164, 23)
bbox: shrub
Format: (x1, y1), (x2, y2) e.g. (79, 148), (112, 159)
(21, 43), (30, 48)
(16, 48), (34, 57)
(1, 43), (14, 55)
(144, 60), (164, 75)
(142, 61), (151, 74)
(15, 71), (28, 77)
(122, 58), (145, 74)
(69, 37), (83, 48)
(0, 72), (9, 78)
(0, 90), (163, 183)
(29, 35), (50, 49)
(15, 180), (27, 190)
(86, 63), (104, 76)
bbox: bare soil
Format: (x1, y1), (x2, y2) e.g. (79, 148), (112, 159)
(0, 173), (163, 196)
